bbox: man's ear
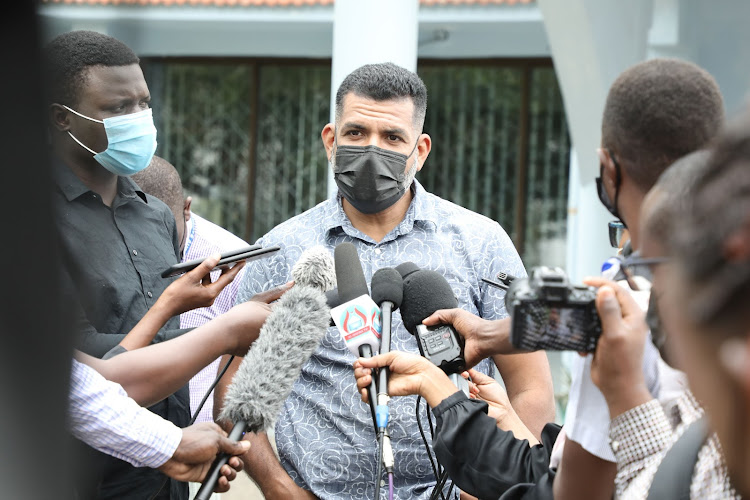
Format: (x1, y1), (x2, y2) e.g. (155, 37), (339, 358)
(183, 196), (192, 222)
(597, 148), (618, 189)
(416, 133), (432, 172)
(321, 123), (335, 162)
(49, 103), (71, 132)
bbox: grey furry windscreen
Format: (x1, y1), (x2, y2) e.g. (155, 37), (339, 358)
(220, 285), (330, 431)
(291, 246), (336, 292)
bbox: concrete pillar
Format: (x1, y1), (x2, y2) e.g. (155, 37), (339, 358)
(327, 0), (420, 198)
(537, 0), (653, 282)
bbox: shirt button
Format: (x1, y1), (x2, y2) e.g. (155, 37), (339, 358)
(147, 292), (153, 298)
(375, 248), (382, 255)
(132, 249), (138, 256)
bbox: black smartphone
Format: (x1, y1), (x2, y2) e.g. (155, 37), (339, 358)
(161, 245), (280, 278)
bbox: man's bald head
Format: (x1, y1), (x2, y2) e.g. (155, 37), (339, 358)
(132, 156), (184, 215)
(132, 156), (190, 252)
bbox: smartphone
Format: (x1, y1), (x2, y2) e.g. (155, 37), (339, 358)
(161, 245), (280, 278)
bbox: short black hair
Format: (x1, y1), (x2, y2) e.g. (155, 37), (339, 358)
(43, 30), (140, 107)
(673, 113), (750, 328)
(335, 62), (427, 130)
(642, 150), (712, 249)
(602, 58), (724, 192)
(131, 156), (184, 217)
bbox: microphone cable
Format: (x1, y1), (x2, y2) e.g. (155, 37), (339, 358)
(415, 396), (448, 500)
(375, 429), (384, 500)
(147, 355), (236, 500)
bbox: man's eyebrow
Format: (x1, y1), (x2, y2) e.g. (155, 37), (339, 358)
(383, 127), (408, 137)
(341, 122), (367, 130)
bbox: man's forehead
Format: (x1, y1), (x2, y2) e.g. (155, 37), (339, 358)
(79, 64), (148, 98)
(339, 93), (415, 124)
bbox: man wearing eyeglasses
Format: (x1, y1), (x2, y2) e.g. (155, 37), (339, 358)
(554, 58), (725, 500)
(412, 58), (726, 500)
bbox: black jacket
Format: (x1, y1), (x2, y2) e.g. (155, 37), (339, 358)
(432, 392), (559, 499)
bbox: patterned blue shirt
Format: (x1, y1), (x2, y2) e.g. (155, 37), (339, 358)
(236, 180), (526, 499)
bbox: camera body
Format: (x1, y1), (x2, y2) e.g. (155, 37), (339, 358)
(505, 266), (602, 352)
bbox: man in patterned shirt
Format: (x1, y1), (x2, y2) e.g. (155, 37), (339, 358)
(215, 62), (555, 499)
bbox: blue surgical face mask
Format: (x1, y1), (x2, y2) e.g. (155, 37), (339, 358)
(63, 105), (157, 176)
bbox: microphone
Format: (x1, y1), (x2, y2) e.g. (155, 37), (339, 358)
(395, 261), (420, 280)
(330, 243), (381, 432)
(330, 243), (381, 360)
(370, 268), (403, 412)
(399, 266), (468, 394)
(194, 253), (333, 499)
(292, 246), (336, 292)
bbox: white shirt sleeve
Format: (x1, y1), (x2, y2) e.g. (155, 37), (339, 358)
(68, 359), (183, 468)
(563, 283), (660, 462)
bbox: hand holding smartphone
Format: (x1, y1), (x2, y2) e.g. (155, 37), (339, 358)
(161, 245), (281, 278)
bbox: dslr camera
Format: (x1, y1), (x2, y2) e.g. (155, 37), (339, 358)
(504, 266), (602, 352)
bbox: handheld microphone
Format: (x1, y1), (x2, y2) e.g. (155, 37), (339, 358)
(195, 250), (333, 500)
(400, 266), (468, 394)
(370, 268), (403, 410)
(395, 261), (420, 280)
(330, 243), (381, 431)
(330, 243), (381, 360)
(292, 246), (336, 292)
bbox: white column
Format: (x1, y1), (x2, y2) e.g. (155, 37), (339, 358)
(538, 0), (653, 282)
(326, 0), (420, 198)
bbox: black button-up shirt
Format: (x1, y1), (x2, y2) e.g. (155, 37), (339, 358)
(53, 161), (189, 500)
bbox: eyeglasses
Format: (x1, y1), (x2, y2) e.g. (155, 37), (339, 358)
(608, 255), (670, 291)
(608, 220), (626, 248)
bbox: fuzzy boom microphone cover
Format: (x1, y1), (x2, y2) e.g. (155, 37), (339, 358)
(219, 284), (330, 431)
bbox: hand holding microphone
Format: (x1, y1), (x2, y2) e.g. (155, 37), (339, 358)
(422, 309), (516, 368)
(195, 247), (334, 500)
(353, 351), (459, 409)
(398, 263), (469, 395)
(329, 242), (382, 431)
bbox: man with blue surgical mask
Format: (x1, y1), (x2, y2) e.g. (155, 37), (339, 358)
(45, 31), (191, 499)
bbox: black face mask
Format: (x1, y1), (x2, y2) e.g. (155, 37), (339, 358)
(596, 153), (623, 224)
(333, 142), (417, 214)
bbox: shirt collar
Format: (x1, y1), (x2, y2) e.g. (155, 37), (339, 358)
(322, 179), (439, 240)
(52, 159), (147, 203)
(183, 213), (197, 257)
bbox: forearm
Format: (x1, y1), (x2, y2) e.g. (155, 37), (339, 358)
(433, 392), (556, 498)
(118, 301), (174, 351)
(420, 369), (465, 409)
(76, 317), (241, 406)
(495, 351), (555, 439)
(505, 385), (555, 441)
(77, 331), (128, 357)
(553, 439), (616, 500)
(68, 360), (183, 468)
(239, 432), (298, 495)
(494, 405), (540, 446)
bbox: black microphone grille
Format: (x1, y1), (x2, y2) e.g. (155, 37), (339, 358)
(371, 267), (403, 309)
(400, 269), (459, 334)
(334, 242), (369, 302)
(395, 261), (420, 280)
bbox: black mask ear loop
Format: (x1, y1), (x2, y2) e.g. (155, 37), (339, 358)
(330, 129), (338, 164)
(610, 151), (624, 221)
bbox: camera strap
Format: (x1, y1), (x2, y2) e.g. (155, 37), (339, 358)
(646, 417), (708, 500)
